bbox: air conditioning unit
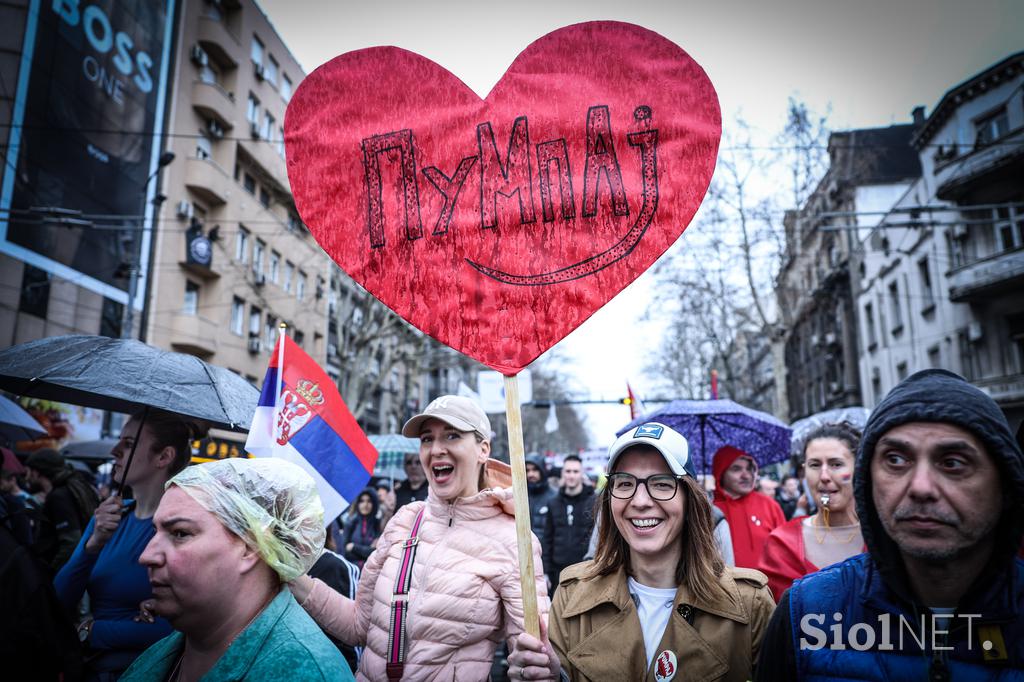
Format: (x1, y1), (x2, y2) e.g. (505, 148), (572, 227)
(176, 201), (193, 220)
(810, 333), (820, 347)
(829, 381), (842, 394)
(254, 64), (265, 81)
(253, 272), (266, 287)
(247, 337), (262, 353)
(250, 121), (261, 139)
(327, 343), (338, 357)
(968, 321), (984, 342)
(207, 119), (224, 139)
(190, 45), (208, 67)
(824, 332), (837, 346)
(952, 223), (969, 239)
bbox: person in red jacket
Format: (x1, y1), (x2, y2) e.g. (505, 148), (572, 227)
(712, 445), (785, 569)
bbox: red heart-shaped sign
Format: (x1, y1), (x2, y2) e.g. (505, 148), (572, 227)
(286, 21), (720, 374)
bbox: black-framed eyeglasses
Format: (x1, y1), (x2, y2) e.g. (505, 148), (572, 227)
(607, 473), (683, 501)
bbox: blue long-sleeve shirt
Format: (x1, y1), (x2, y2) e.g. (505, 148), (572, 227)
(54, 502), (172, 673)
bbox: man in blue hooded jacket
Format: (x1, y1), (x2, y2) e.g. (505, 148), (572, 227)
(756, 369), (1024, 681)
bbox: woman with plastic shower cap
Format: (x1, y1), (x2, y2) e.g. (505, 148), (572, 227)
(121, 457), (351, 681)
(290, 395), (550, 681)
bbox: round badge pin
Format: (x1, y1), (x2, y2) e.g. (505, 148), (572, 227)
(654, 650), (677, 682)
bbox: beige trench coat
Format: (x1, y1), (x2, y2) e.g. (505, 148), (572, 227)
(549, 562), (775, 682)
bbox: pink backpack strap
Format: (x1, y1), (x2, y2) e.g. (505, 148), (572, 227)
(385, 507), (426, 682)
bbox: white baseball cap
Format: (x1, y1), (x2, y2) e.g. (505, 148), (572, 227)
(402, 395), (491, 439)
(607, 422), (695, 478)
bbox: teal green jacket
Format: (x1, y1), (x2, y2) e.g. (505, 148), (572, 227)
(121, 588), (352, 681)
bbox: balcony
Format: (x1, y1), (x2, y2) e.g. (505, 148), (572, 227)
(184, 156), (232, 206)
(238, 135), (288, 190)
(935, 127), (1024, 200)
(168, 313), (219, 357)
(975, 373), (1024, 405)
(191, 81), (235, 129)
(948, 247), (1024, 301)
(197, 16), (240, 69)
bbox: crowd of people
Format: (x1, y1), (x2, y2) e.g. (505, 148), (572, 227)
(2, 368), (1023, 680)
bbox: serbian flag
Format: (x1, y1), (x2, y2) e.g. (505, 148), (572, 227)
(245, 330), (378, 525)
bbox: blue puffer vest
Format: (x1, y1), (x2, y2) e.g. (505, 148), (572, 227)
(789, 553), (1024, 681)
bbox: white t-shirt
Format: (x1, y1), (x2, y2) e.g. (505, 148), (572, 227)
(628, 577), (678, 671)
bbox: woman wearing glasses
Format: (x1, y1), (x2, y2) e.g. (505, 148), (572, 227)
(507, 422), (775, 682)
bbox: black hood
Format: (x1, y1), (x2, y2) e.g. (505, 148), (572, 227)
(354, 487), (380, 518)
(855, 369), (1024, 593)
(526, 453), (549, 493)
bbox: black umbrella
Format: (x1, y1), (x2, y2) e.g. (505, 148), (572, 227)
(0, 335), (259, 492)
(0, 335), (258, 431)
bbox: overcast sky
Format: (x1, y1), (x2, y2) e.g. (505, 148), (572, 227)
(258, 0), (1024, 447)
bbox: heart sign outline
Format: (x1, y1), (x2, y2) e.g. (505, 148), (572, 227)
(285, 21), (720, 374)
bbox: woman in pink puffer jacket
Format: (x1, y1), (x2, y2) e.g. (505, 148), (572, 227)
(290, 395), (550, 681)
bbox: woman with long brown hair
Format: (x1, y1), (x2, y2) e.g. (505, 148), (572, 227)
(508, 422), (775, 682)
(757, 422), (863, 602)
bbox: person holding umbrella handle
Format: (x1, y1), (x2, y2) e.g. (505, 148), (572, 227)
(54, 409), (204, 680)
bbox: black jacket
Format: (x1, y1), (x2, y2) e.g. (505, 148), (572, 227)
(542, 485), (597, 578)
(308, 551), (361, 673)
(526, 454), (556, 546)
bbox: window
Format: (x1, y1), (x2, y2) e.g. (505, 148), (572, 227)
(249, 306), (261, 336)
(243, 173), (256, 195)
(253, 239), (266, 275)
(199, 63), (217, 85)
(918, 258), (933, 308)
(927, 345), (941, 368)
(20, 264), (50, 318)
(270, 251), (280, 283)
(281, 74), (293, 101)
(871, 368), (882, 405)
(250, 36), (264, 65)
(864, 302), (877, 349)
(896, 361), (909, 381)
(266, 55), (278, 85)
(183, 280), (199, 315)
(888, 282), (902, 334)
(100, 297), (123, 338)
(284, 261), (294, 292)
(975, 107), (1009, 147)
(992, 204), (1024, 252)
(958, 329), (981, 381)
(1009, 313), (1024, 373)
(277, 126), (286, 157)
(294, 329), (304, 347)
(196, 132), (212, 160)
(287, 212), (303, 233)
(259, 187), (271, 209)
(246, 93), (260, 125)
(230, 297), (245, 335)
(946, 229), (966, 268)
(297, 271), (307, 300)
(264, 314), (277, 348)
(235, 227), (250, 262)
(262, 112), (275, 142)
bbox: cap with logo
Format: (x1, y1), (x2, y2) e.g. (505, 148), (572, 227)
(607, 422), (695, 478)
(402, 395), (491, 439)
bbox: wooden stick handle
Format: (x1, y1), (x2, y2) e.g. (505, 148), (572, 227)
(504, 373), (540, 638)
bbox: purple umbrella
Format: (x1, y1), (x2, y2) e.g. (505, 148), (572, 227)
(617, 399), (792, 474)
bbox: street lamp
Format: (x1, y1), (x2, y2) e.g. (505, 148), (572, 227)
(121, 151), (175, 339)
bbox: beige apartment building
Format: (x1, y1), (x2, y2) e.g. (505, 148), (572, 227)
(148, 0), (331, 384)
